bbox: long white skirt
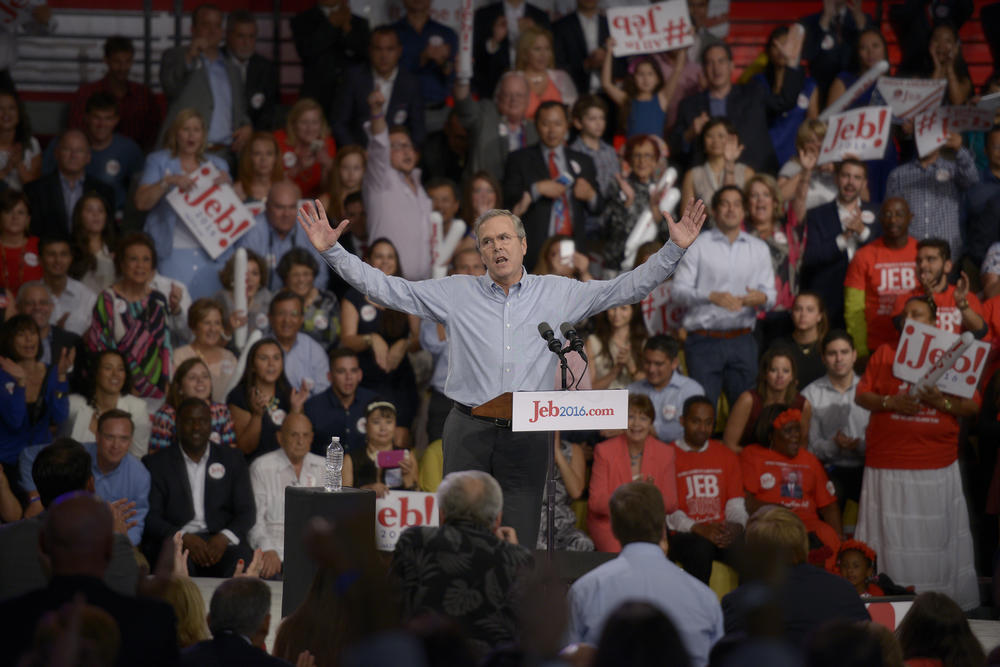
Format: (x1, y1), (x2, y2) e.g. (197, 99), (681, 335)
(856, 462), (979, 610)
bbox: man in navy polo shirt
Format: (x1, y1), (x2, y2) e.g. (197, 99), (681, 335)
(305, 347), (377, 455)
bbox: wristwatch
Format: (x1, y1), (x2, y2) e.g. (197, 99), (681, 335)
(943, 398), (953, 413)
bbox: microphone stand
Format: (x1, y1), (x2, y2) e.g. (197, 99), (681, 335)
(547, 341), (572, 561)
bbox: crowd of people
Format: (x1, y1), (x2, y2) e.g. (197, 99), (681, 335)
(1, 0), (1000, 664)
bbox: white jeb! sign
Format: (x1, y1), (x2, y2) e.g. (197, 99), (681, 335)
(512, 389), (628, 431)
(166, 162), (256, 259)
(818, 106), (891, 165)
(376, 491), (439, 551)
(892, 320), (989, 399)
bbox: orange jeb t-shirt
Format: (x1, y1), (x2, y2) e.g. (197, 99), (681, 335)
(740, 444), (836, 535)
(845, 237), (918, 351)
(891, 285), (983, 336)
(670, 440), (743, 523)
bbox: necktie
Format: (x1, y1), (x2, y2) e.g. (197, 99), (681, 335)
(548, 150), (572, 236)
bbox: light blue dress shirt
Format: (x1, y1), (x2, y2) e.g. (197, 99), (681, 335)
(321, 240), (687, 407)
(671, 229), (776, 332)
(19, 441), (150, 546)
(419, 318), (449, 394)
(567, 542), (724, 667)
(237, 214), (330, 291)
(627, 372), (705, 443)
(203, 54), (233, 144)
(282, 332), (331, 397)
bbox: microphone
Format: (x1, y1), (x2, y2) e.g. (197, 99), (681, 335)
(560, 322), (588, 362)
(537, 321), (564, 356)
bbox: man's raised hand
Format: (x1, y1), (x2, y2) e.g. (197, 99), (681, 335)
(665, 198), (706, 249)
(297, 199), (349, 253)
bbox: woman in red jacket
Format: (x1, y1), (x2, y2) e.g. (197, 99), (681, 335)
(588, 393), (678, 552)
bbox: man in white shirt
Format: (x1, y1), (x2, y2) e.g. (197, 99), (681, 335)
(672, 185), (776, 407)
(249, 412), (324, 579)
(801, 330), (869, 508)
(39, 237), (97, 337)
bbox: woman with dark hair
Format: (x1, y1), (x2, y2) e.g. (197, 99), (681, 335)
(85, 232), (171, 404)
(896, 592), (985, 666)
(752, 26), (819, 165)
(62, 349), (150, 457)
(0, 91), (41, 189)
(150, 357), (236, 453)
(0, 189), (41, 294)
(171, 298), (238, 403)
(134, 108), (232, 299)
(593, 601), (690, 667)
(227, 338), (306, 459)
(586, 304), (647, 390)
(319, 144), (365, 222)
(588, 393), (678, 552)
(232, 131), (283, 204)
(344, 400), (419, 497)
(340, 238), (420, 446)
(602, 134), (673, 271)
(772, 291), (829, 387)
(214, 248), (271, 345)
(69, 191), (117, 293)
(460, 171), (502, 231)
(725, 346), (811, 453)
(680, 118), (754, 212)
(740, 403), (842, 569)
(277, 247), (339, 348)
(898, 22), (973, 106)
(0, 314), (71, 475)
(533, 234), (593, 281)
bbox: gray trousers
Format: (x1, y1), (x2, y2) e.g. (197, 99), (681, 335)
(442, 406), (549, 548)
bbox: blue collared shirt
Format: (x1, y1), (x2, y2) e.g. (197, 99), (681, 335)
(237, 216), (330, 291)
(304, 385), (378, 455)
(202, 53), (233, 144)
(281, 332), (331, 397)
(321, 239), (686, 406)
(59, 172), (84, 231)
(419, 318), (448, 393)
(392, 16), (457, 106)
(19, 441), (150, 546)
(628, 373), (705, 443)
(567, 542), (723, 666)
(671, 228), (776, 331)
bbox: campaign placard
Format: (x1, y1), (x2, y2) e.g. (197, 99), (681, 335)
(875, 77), (947, 121)
(166, 162), (256, 259)
(818, 106), (891, 165)
(892, 319), (989, 399)
(608, 0), (694, 57)
(375, 491), (439, 551)
(914, 105), (995, 157)
(512, 389), (628, 431)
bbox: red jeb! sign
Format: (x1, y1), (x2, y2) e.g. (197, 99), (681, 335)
(818, 106), (892, 165)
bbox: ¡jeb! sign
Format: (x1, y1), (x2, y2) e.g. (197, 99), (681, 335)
(608, 0), (694, 58)
(892, 319), (989, 399)
(376, 491), (439, 551)
(512, 389), (628, 431)
(166, 162), (256, 259)
(818, 106), (892, 165)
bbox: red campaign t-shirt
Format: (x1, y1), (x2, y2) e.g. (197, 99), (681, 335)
(891, 284), (983, 336)
(845, 237), (918, 351)
(856, 344), (980, 469)
(669, 440), (743, 523)
(740, 444), (836, 536)
(980, 297), (1000, 382)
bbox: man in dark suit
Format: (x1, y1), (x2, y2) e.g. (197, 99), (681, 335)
(223, 10), (279, 131)
(503, 101), (600, 270)
(291, 0), (369, 121)
(331, 26), (426, 149)
(552, 0), (619, 98)
(143, 398), (255, 577)
(472, 0), (550, 98)
(0, 439), (139, 600)
(801, 158), (879, 329)
(25, 130), (115, 240)
(390, 471), (533, 658)
(800, 0), (874, 105)
(181, 578), (290, 666)
(671, 42), (800, 174)
(0, 491), (178, 667)
(15, 282), (83, 389)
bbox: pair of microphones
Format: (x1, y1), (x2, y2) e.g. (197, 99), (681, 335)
(537, 321), (587, 362)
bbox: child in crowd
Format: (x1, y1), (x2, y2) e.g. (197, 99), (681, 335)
(568, 96), (618, 204)
(837, 539), (884, 597)
(601, 44), (684, 139)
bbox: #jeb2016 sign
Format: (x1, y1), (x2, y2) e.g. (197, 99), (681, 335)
(818, 106), (891, 165)
(166, 163), (256, 259)
(376, 491), (439, 551)
(875, 77), (947, 121)
(608, 0), (694, 57)
(892, 320), (989, 399)
(913, 105), (995, 158)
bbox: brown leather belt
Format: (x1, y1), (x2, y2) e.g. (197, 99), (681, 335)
(688, 327), (752, 340)
(454, 402), (511, 428)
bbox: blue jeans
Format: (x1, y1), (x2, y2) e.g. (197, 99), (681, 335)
(684, 331), (757, 408)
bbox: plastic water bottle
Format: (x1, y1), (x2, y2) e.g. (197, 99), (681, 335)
(325, 437), (343, 492)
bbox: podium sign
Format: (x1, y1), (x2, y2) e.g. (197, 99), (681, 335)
(512, 390), (628, 432)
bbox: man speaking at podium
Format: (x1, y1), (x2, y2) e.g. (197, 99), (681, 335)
(297, 199), (706, 547)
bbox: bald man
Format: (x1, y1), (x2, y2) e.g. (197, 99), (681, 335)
(0, 493), (178, 667)
(249, 412), (325, 578)
(238, 179), (330, 291)
(26, 129), (115, 240)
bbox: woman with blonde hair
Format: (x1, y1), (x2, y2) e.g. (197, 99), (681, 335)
(275, 98), (335, 199)
(161, 577), (210, 649)
(777, 119), (836, 211)
(134, 108), (232, 300)
(233, 131), (284, 204)
(514, 26), (577, 118)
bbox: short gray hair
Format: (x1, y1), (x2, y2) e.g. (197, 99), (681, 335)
(208, 578), (271, 637)
(437, 471), (503, 527)
(473, 209), (526, 246)
(494, 70), (528, 98)
(16, 280), (53, 305)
